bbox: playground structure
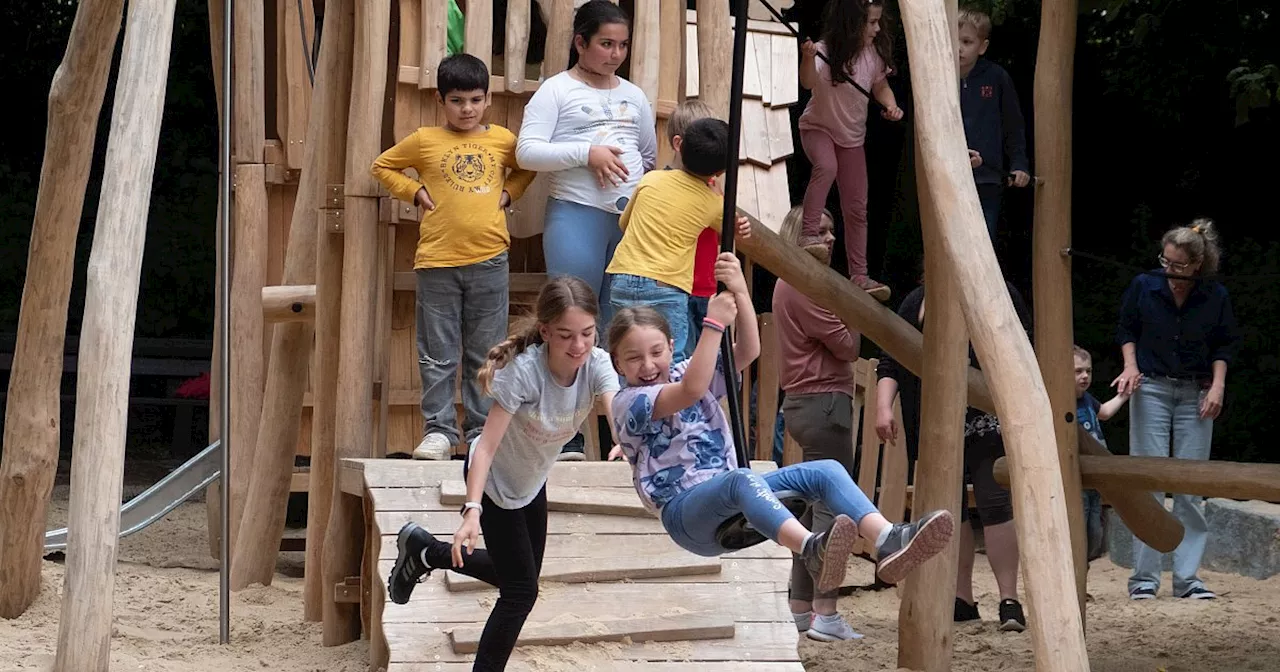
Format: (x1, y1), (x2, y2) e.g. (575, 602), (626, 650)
(2, 0), (1280, 671)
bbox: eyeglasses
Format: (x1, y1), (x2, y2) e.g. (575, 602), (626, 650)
(1158, 254), (1197, 274)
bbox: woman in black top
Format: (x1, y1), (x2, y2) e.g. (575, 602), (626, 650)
(1112, 219), (1239, 601)
(874, 279), (1031, 632)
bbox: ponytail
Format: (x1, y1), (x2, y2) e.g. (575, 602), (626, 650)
(476, 275), (600, 396)
(1162, 217), (1222, 276)
(477, 318), (542, 397)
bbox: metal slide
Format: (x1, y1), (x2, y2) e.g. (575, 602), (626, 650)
(44, 440), (222, 552)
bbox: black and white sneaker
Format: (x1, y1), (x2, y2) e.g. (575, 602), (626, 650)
(998, 599), (1027, 632)
(388, 522), (444, 605)
(1129, 586), (1157, 600)
(874, 509), (955, 585)
(1179, 586), (1217, 600)
(556, 433), (587, 461)
(954, 597), (980, 622)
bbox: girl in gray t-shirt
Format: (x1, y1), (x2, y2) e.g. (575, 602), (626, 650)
(385, 276), (620, 671)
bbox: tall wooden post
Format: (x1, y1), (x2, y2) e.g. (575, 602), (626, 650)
(305, 0), (355, 622)
(323, 0), (390, 645)
(227, 0), (269, 567)
(897, 0), (1089, 668)
(232, 0), (356, 590)
(695, 0), (731, 116)
(0, 0), (126, 619)
(52, 1), (178, 668)
(1033, 0), (1088, 623)
(205, 0), (226, 560)
(897, 5), (965, 668)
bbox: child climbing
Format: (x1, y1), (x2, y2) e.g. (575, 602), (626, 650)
(606, 116), (748, 362)
(797, 0), (903, 302)
(371, 53), (536, 461)
(1074, 344), (1130, 562)
(608, 253), (954, 603)
(386, 277), (621, 672)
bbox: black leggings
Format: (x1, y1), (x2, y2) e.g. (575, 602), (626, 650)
(441, 462), (548, 670)
(960, 426), (1014, 529)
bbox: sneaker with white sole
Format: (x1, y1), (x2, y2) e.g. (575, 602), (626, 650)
(998, 598), (1027, 632)
(413, 433), (453, 461)
(1179, 586), (1216, 599)
(806, 613), (864, 642)
(1129, 586), (1157, 600)
(874, 509), (955, 585)
(801, 514), (859, 594)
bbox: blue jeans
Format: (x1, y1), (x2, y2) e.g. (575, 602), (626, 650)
(684, 295), (710, 360)
(1127, 376), (1214, 596)
(1083, 489), (1104, 561)
(658, 460), (879, 557)
(976, 182), (1003, 239)
(609, 274), (691, 363)
(543, 198), (623, 335)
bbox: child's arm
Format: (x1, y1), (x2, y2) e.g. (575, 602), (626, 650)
(617, 182), (642, 232)
(370, 129), (432, 208)
(452, 406), (514, 566)
(872, 77), (904, 121)
(875, 377), (900, 442)
(637, 97), (658, 173)
(650, 292), (736, 419)
(515, 86), (591, 171)
(501, 135), (538, 206)
(601, 390), (624, 460)
(1098, 392), (1130, 421)
(714, 251), (760, 371)
(799, 40), (820, 91)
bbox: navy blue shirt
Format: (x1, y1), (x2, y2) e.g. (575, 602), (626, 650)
(1076, 392), (1105, 447)
(960, 58), (1029, 186)
(1115, 272), (1240, 378)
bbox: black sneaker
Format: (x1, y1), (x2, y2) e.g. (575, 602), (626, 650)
(1129, 586), (1157, 600)
(1178, 586), (1216, 600)
(556, 433), (586, 461)
(998, 599), (1026, 632)
(954, 597), (980, 622)
(874, 509), (955, 585)
(388, 522), (441, 605)
(801, 514), (858, 594)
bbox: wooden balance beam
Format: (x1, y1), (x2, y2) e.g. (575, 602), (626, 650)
(735, 217), (1184, 555)
(993, 438), (1280, 504)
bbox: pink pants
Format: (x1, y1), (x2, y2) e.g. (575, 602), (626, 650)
(800, 129), (869, 278)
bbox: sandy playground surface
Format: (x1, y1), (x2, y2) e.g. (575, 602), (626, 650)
(3, 478), (1278, 672)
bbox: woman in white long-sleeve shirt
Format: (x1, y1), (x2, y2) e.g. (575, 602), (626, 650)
(516, 0), (658, 334)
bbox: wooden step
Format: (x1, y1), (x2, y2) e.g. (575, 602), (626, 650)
(443, 553), (722, 592)
(447, 611), (735, 654)
(439, 479), (650, 517)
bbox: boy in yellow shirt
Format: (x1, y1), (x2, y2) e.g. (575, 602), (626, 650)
(371, 53), (535, 460)
(606, 117), (732, 362)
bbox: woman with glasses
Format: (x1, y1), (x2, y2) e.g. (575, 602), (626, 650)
(1112, 218), (1240, 601)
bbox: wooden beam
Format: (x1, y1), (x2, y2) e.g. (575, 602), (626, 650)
(504, 0), (530, 93)
(631, 0), (660, 104)
(993, 451), (1280, 504)
(439, 480), (651, 517)
(445, 554), (721, 592)
(232, 0), (265, 163)
(420, 0), (446, 89)
(448, 612), (735, 654)
(52, 1), (177, 669)
(0, 0), (126, 620)
(694, 0), (731, 116)
(896, 0), (1087, 666)
(262, 284), (317, 322)
(462, 0), (492, 70)
(542, 0), (574, 78)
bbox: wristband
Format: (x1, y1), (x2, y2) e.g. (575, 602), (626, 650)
(459, 501), (483, 516)
(701, 318), (726, 334)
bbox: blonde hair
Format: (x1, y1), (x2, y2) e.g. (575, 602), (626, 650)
(1162, 218), (1221, 275)
(779, 204), (835, 256)
(477, 276), (599, 396)
(667, 99), (716, 145)
(958, 7), (992, 40)
(1072, 345), (1091, 363)
(607, 306), (672, 355)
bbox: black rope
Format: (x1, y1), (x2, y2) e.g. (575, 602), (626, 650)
(298, 0), (316, 86)
(751, 0), (884, 111)
(1065, 247), (1280, 282)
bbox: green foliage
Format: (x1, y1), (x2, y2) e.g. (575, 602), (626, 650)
(1228, 62), (1280, 126)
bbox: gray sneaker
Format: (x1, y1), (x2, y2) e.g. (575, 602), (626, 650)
(801, 514), (859, 594)
(874, 509), (955, 585)
(806, 613), (865, 642)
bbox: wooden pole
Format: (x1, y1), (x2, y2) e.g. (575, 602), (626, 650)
(1033, 0), (1088, 624)
(232, 0), (357, 588)
(897, 4), (965, 667)
(896, 0), (1088, 667)
(505, 0), (530, 93)
(306, 0), (355, 620)
(262, 284), (317, 322)
(0, 0), (126, 619)
(736, 218), (1186, 556)
(205, 0), (226, 560)
(695, 0), (731, 116)
(323, 0), (390, 645)
(51, 1), (177, 668)
(227, 0), (269, 568)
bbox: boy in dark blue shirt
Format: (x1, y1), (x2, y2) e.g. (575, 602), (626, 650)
(1074, 345), (1131, 562)
(958, 8), (1030, 238)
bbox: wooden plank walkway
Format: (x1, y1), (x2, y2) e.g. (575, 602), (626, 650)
(342, 459), (805, 671)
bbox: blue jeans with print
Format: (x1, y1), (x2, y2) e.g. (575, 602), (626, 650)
(1127, 376), (1214, 596)
(543, 198), (623, 335)
(609, 274), (691, 363)
(659, 460), (879, 557)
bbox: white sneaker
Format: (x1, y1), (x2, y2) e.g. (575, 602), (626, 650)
(805, 613), (864, 642)
(413, 434), (452, 461)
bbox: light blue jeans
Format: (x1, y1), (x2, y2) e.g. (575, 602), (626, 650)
(543, 198), (623, 335)
(609, 274), (691, 363)
(659, 460), (879, 557)
(1127, 376), (1214, 596)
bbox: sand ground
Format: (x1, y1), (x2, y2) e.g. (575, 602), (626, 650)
(3, 484), (1277, 671)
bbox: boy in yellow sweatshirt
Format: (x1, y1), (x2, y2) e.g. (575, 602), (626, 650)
(371, 53), (535, 460)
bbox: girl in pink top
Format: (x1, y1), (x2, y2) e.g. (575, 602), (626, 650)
(798, 0), (903, 302)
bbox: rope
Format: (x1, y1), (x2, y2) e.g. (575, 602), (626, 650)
(298, 0), (315, 86)
(1065, 247), (1280, 283)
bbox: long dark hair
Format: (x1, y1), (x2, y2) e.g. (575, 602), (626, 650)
(820, 0), (896, 86)
(566, 0), (631, 69)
